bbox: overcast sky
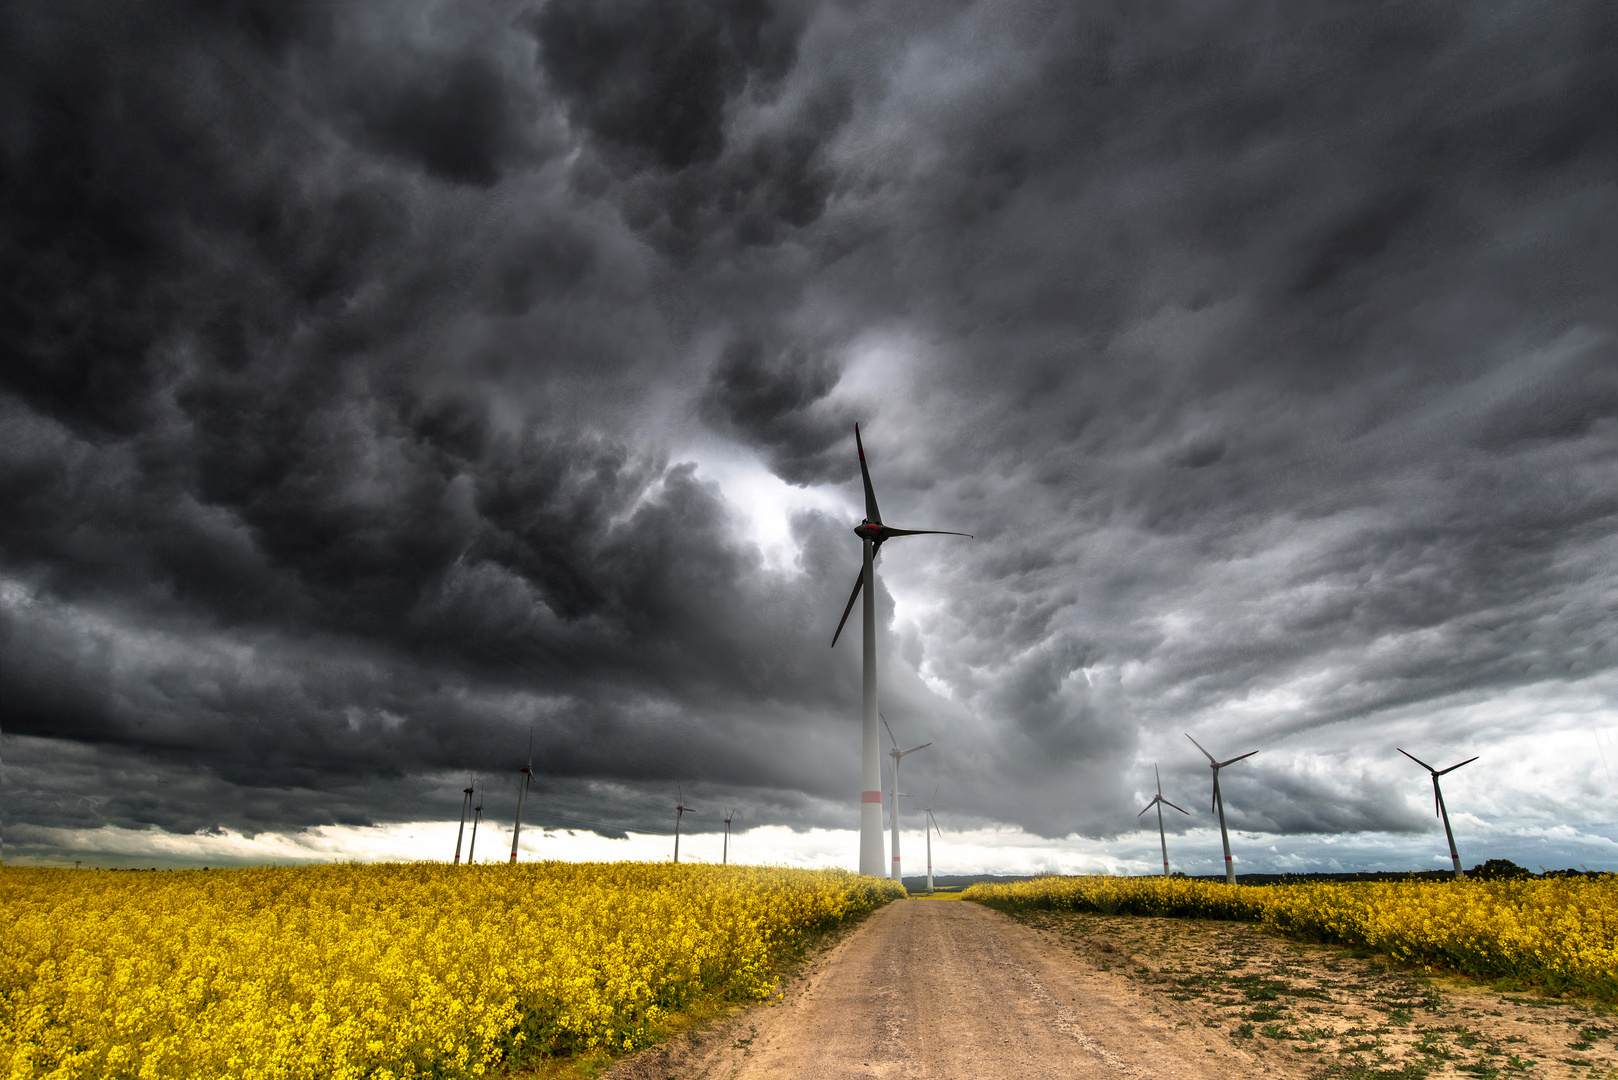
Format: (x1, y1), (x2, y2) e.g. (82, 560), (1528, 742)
(3, 0), (1614, 874)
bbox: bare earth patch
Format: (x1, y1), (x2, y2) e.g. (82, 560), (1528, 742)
(1012, 905), (1618, 1080)
(603, 897), (1617, 1080)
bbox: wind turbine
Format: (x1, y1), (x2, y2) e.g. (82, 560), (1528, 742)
(1186, 734), (1257, 884)
(1138, 764), (1190, 877)
(454, 777), (474, 864)
(673, 783), (695, 863)
(922, 783), (941, 894)
(882, 712), (931, 882)
(831, 423), (970, 877)
(722, 808), (736, 866)
(509, 730), (534, 864)
(1398, 748), (1478, 879)
(466, 781), (483, 864)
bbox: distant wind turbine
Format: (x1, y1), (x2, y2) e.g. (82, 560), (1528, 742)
(1138, 764), (1190, 877)
(882, 712), (931, 882)
(1398, 748), (1478, 879)
(922, 783), (941, 894)
(466, 781), (483, 864)
(831, 424), (970, 877)
(1186, 734), (1257, 884)
(454, 777), (474, 864)
(509, 730), (534, 864)
(722, 808), (736, 866)
(673, 783), (695, 863)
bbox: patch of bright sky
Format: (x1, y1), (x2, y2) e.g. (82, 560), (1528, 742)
(678, 447), (849, 574)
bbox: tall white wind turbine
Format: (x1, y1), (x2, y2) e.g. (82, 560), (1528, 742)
(722, 808), (735, 865)
(509, 730), (534, 864)
(882, 713), (931, 882)
(922, 783), (941, 894)
(831, 424), (970, 877)
(1137, 764), (1190, 877)
(454, 777), (474, 864)
(1186, 734), (1257, 884)
(1398, 748), (1478, 878)
(673, 783), (695, 863)
(466, 781), (483, 864)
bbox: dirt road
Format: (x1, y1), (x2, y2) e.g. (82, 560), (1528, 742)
(610, 898), (1262, 1079)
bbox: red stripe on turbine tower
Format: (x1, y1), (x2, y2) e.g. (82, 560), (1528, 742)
(862, 790), (883, 803)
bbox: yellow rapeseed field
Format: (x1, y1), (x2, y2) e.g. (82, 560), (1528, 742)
(962, 874), (1618, 1000)
(0, 862), (905, 1080)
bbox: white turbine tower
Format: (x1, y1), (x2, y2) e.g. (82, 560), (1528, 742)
(509, 730), (534, 864)
(922, 783), (941, 894)
(831, 424), (970, 877)
(882, 713), (931, 882)
(722, 808), (735, 865)
(673, 783), (695, 863)
(1399, 748), (1478, 879)
(453, 777), (474, 864)
(1137, 764), (1190, 877)
(1186, 734), (1257, 884)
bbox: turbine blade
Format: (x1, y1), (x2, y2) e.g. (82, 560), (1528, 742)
(1155, 763), (1162, 797)
(1398, 748), (1436, 773)
(1163, 799), (1190, 815)
(1138, 800), (1156, 818)
(855, 423), (882, 523)
(1185, 733), (1217, 763)
(900, 742), (931, 756)
(830, 567), (865, 647)
(881, 711), (898, 751)
(1436, 755), (1479, 776)
(1218, 750), (1258, 768)
(881, 528), (974, 539)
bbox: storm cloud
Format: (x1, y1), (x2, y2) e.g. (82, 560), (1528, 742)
(2, 0), (1614, 870)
